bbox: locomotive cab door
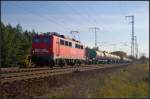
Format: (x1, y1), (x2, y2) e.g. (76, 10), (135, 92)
(56, 37), (60, 57)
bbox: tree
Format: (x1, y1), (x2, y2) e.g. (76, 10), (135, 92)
(1, 21), (34, 67)
(139, 54), (148, 63)
(0, 22), (5, 67)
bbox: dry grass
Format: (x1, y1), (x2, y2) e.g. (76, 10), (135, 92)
(3, 63), (148, 98)
(44, 63), (149, 98)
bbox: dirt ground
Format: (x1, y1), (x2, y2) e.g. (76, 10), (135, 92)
(1, 63), (149, 98)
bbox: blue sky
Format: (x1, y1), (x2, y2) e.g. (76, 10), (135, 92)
(1, 1), (149, 57)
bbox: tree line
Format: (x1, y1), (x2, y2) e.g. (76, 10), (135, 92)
(0, 22), (148, 67)
(0, 22), (36, 67)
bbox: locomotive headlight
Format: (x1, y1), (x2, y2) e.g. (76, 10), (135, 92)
(32, 50), (35, 53)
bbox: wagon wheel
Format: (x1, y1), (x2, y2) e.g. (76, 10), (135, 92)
(58, 59), (65, 68)
(49, 61), (54, 68)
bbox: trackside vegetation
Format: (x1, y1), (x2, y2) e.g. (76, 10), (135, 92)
(44, 63), (149, 98)
(1, 22), (36, 67)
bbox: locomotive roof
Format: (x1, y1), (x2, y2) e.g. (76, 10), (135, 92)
(32, 32), (81, 43)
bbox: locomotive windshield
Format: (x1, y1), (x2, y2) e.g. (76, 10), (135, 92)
(33, 38), (41, 43)
(32, 37), (50, 43)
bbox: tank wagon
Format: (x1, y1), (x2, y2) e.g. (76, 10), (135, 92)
(85, 48), (132, 64)
(121, 57), (132, 63)
(86, 49), (121, 64)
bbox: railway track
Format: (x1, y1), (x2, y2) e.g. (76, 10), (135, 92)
(0, 64), (100, 74)
(0, 63), (130, 84)
(0, 66), (73, 74)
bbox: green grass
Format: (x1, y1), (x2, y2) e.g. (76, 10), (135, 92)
(98, 67), (149, 98)
(43, 63), (149, 98)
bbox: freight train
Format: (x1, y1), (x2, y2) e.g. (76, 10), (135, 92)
(86, 49), (131, 64)
(31, 32), (132, 67)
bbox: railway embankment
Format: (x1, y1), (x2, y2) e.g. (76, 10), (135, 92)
(0, 63), (148, 98)
(41, 63), (149, 98)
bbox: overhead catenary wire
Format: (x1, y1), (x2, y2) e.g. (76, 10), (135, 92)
(64, 2), (97, 40)
(25, 3), (94, 39)
(67, 3), (102, 47)
(13, 5), (71, 33)
(42, 3), (84, 39)
(83, 5), (100, 26)
(64, 2), (95, 26)
(38, 5), (76, 31)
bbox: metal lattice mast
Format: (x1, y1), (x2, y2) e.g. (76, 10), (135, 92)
(125, 15), (134, 57)
(134, 36), (138, 59)
(89, 27), (100, 48)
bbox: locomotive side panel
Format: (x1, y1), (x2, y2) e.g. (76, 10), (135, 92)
(52, 35), (85, 60)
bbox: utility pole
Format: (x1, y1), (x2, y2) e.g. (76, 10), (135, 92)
(134, 36), (138, 59)
(89, 27), (100, 48)
(125, 15), (134, 57)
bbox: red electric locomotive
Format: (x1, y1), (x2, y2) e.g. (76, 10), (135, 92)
(31, 32), (86, 67)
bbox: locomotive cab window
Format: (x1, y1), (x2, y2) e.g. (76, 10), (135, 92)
(43, 37), (50, 43)
(65, 41), (68, 46)
(75, 44), (80, 49)
(81, 45), (83, 49)
(69, 42), (72, 47)
(33, 38), (40, 43)
(75, 44), (78, 48)
(78, 45), (81, 49)
(60, 39), (64, 45)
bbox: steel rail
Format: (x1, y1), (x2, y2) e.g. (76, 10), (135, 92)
(0, 63), (130, 84)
